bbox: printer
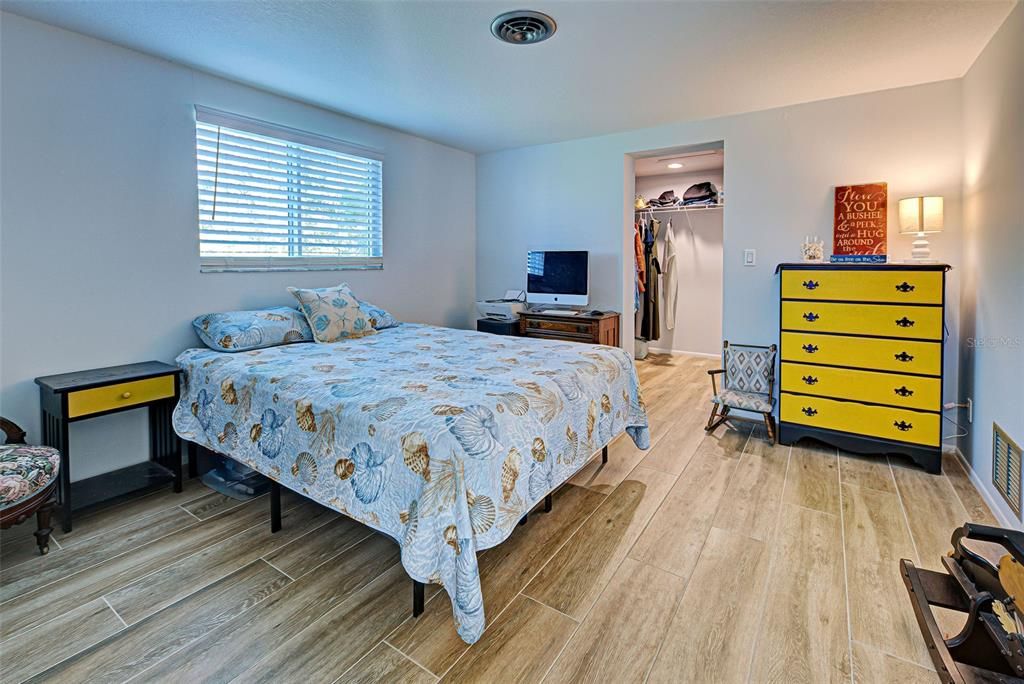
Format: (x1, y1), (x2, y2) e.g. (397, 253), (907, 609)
(476, 290), (526, 322)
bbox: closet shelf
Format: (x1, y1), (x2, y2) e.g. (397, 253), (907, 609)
(634, 203), (724, 214)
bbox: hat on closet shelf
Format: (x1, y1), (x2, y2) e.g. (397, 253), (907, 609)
(634, 195), (649, 210)
(649, 190), (678, 206)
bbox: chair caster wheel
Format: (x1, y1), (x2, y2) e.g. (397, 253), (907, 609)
(39, 545), (49, 555)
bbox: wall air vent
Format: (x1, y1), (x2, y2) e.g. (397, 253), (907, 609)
(992, 422), (1022, 517)
(490, 10), (557, 45)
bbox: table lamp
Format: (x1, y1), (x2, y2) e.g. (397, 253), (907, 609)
(898, 196), (943, 262)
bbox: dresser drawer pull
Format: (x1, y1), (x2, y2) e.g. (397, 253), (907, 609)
(894, 386), (914, 397)
(893, 420), (914, 432)
(802, 280), (820, 290)
(895, 317), (915, 328)
(121, 391), (133, 399)
(802, 375), (819, 385)
(894, 352), (914, 362)
(802, 312), (820, 322)
(802, 344), (819, 354)
(895, 281), (916, 293)
(801, 407), (818, 417)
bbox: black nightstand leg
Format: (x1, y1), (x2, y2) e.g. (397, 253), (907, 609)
(150, 399), (182, 492)
(173, 435), (183, 493)
(59, 417), (71, 533)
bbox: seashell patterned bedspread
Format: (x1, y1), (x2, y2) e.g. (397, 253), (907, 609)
(172, 323), (649, 643)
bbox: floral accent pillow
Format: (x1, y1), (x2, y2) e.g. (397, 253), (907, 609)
(193, 307), (313, 352)
(288, 284), (377, 342)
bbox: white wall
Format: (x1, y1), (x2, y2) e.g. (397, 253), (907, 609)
(478, 81), (964, 413)
(959, 3), (1023, 526)
(0, 14), (476, 479)
(635, 171), (724, 356)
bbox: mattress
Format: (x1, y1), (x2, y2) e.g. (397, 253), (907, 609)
(172, 323), (649, 643)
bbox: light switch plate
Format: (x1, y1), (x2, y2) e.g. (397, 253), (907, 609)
(743, 249), (756, 266)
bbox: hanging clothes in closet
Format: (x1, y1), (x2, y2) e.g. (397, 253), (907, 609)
(663, 219), (678, 330)
(640, 216), (661, 341)
(634, 221), (646, 312)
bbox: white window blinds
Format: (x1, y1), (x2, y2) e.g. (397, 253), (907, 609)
(195, 106), (383, 272)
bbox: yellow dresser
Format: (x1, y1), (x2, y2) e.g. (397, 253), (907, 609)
(776, 263), (949, 473)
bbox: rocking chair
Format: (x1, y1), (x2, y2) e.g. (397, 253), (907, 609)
(705, 340), (778, 444)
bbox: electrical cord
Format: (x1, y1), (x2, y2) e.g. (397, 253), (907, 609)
(942, 413), (968, 440)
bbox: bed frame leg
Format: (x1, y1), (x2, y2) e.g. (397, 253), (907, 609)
(413, 580), (425, 617)
(602, 446), (608, 464)
(544, 494), (552, 512)
(270, 480), (281, 533)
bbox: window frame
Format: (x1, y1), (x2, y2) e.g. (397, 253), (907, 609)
(194, 106), (385, 273)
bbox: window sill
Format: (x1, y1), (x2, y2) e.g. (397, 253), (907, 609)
(200, 259), (383, 273)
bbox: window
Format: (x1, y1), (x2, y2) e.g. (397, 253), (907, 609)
(195, 106), (383, 272)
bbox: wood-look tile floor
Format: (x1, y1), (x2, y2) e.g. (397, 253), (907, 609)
(0, 354), (998, 683)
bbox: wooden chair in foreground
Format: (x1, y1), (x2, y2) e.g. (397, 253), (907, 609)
(705, 340), (778, 444)
(0, 417), (60, 554)
(902, 522), (1024, 683)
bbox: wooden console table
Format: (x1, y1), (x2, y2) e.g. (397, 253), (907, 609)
(35, 361), (183, 532)
(519, 311), (620, 346)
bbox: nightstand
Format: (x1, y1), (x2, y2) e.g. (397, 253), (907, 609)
(35, 361), (184, 532)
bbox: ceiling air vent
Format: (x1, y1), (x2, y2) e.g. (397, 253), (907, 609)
(993, 422), (1022, 517)
(490, 10), (557, 45)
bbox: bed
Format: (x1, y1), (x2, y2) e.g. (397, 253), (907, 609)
(172, 322), (649, 643)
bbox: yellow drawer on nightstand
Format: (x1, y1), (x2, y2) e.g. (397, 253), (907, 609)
(780, 332), (942, 375)
(780, 362), (941, 411)
(781, 394), (940, 447)
(68, 376), (176, 418)
(781, 301), (943, 340)
(781, 269), (943, 304)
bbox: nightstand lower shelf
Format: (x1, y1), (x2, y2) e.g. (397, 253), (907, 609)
(68, 461), (178, 515)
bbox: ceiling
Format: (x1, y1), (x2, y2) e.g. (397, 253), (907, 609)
(2, 0), (1014, 153)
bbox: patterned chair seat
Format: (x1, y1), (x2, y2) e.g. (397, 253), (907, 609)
(713, 389), (774, 413)
(0, 445), (60, 508)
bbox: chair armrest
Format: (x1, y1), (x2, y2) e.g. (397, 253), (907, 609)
(0, 417), (27, 445)
(707, 369), (725, 396)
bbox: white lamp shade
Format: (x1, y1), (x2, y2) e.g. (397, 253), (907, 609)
(898, 196), (944, 234)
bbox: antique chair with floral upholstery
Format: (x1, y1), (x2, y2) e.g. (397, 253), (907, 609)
(705, 340), (778, 444)
(0, 417), (59, 554)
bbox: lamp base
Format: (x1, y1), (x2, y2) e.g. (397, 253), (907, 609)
(910, 235), (932, 261)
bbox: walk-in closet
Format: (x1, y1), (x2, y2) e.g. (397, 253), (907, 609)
(631, 144), (724, 357)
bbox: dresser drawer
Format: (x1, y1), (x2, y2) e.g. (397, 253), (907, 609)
(780, 332), (941, 375)
(781, 362), (941, 411)
(781, 394), (940, 447)
(523, 318), (593, 337)
(781, 269), (943, 304)
(781, 301), (942, 340)
(67, 375), (176, 418)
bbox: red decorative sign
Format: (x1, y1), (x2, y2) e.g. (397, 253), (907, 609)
(832, 182), (887, 263)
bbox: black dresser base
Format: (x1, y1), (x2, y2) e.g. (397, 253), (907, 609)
(779, 422), (942, 474)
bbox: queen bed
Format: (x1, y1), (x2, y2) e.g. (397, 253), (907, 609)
(172, 322), (649, 644)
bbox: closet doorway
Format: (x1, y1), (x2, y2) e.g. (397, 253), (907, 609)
(630, 142), (724, 358)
